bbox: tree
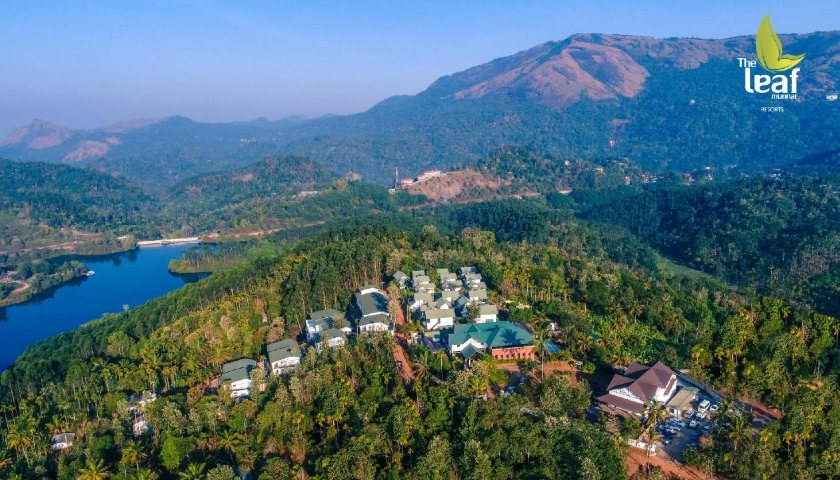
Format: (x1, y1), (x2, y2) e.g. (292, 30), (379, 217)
(462, 439), (492, 480)
(534, 328), (548, 380)
(160, 436), (190, 472)
(178, 462), (206, 480)
(206, 465), (240, 480)
(78, 458), (110, 480)
(642, 400), (668, 471)
(413, 435), (453, 480)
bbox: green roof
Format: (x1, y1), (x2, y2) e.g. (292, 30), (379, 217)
(221, 358), (257, 382)
(448, 321), (533, 349)
(266, 339), (301, 364)
(460, 344), (482, 359)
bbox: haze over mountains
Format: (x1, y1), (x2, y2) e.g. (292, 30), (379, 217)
(2, 30), (839, 188)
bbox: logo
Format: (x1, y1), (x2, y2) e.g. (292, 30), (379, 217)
(738, 15), (805, 100)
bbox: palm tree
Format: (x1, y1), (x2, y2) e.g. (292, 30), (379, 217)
(642, 400), (668, 471)
(120, 440), (144, 471)
(132, 469), (158, 480)
(6, 426), (33, 465)
(434, 349), (449, 380)
(78, 458), (110, 480)
(534, 329), (548, 380)
(412, 350), (432, 390)
(218, 429), (241, 463)
(178, 462), (206, 480)
(725, 414), (752, 467)
(468, 374), (489, 399)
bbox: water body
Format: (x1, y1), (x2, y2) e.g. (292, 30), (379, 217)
(0, 245), (204, 369)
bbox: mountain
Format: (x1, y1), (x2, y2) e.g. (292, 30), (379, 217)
(0, 119), (73, 149)
(0, 117), (282, 189)
(270, 31), (840, 181)
(3, 31), (839, 186)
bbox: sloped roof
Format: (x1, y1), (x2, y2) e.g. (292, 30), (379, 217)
(666, 387), (699, 410)
(309, 309), (344, 322)
(478, 304), (498, 315)
(448, 321), (533, 349)
(597, 393), (645, 415)
(221, 358), (257, 382)
(607, 362), (677, 404)
(460, 344), (481, 359)
(322, 328), (347, 341)
(411, 270), (426, 278)
(359, 312), (392, 327)
(424, 308), (454, 320)
(393, 271), (407, 281)
(354, 289), (389, 317)
(412, 292), (435, 304)
(267, 339), (301, 364)
(467, 289), (488, 301)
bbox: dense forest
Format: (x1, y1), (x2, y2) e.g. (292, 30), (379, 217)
(1, 207), (838, 478)
(582, 175), (840, 316)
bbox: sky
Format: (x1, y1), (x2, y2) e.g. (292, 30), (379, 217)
(0, 0), (837, 136)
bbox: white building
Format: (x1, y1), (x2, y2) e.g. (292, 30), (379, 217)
(597, 362), (679, 416)
(423, 308), (455, 330)
(221, 358), (258, 398)
(267, 339), (302, 375)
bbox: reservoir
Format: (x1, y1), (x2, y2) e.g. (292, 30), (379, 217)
(0, 244), (203, 369)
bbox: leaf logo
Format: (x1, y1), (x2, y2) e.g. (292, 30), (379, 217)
(756, 15), (805, 72)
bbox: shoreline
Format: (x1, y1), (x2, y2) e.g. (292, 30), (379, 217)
(137, 237), (201, 247)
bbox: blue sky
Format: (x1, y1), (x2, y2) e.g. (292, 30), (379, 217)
(0, 0), (836, 135)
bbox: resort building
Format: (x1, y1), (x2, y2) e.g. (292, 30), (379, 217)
(266, 339), (302, 375)
(597, 361), (679, 416)
(221, 358), (258, 398)
(448, 321), (534, 362)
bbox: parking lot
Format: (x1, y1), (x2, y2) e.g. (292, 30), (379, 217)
(657, 397), (720, 460)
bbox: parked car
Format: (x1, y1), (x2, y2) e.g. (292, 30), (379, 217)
(684, 410), (694, 419)
(709, 403), (720, 412)
(698, 399), (711, 412)
(689, 420), (698, 428)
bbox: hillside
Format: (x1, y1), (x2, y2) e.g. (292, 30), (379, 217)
(582, 175), (840, 315)
(4, 31), (839, 186)
(166, 155), (339, 212)
(0, 158), (161, 260)
(1, 215), (838, 479)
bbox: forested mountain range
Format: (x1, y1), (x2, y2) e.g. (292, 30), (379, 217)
(581, 174), (840, 316)
(3, 31), (839, 186)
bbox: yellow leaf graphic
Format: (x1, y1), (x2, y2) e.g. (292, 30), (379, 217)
(756, 15), (804, 72)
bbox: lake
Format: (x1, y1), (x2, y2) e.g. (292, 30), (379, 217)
(0, 244), (203, 369)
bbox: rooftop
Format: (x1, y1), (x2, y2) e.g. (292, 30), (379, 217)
(266, 339), (301, 364)
(221, 358), (257, 383)
(448, 321), (533, 349)
(354, 289), (390, 317)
